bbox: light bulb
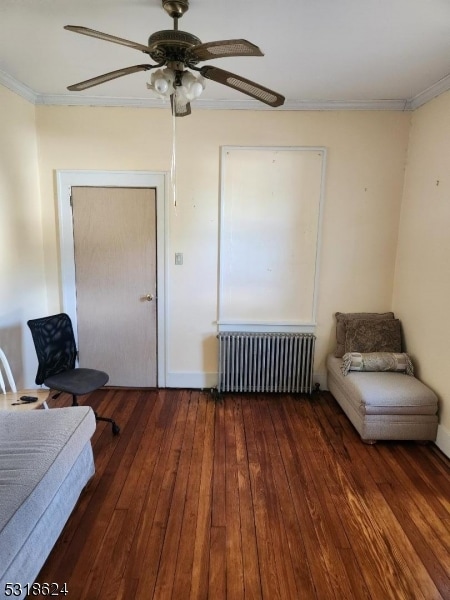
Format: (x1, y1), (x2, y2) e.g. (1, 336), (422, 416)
(148, 68), (175, 98)
(179, 71), (205, 100)
(190, 81), (203, 99)
(154, 78), (169, 94)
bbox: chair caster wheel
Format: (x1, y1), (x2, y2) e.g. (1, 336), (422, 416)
(112, 423), (120, 435)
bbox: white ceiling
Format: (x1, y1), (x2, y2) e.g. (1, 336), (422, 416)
(1, 0), (450, 111)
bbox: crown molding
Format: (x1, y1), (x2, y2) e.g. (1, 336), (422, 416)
(405, 72), (450, 110)
(35, 95), (408, 111)
(279, 99), (408, 111)
(0, 69), (38, 104)
(34, 93), (168, 109)
(2, 69), (449, 112)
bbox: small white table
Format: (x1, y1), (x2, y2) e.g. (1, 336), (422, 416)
(0, 389), (50, 412)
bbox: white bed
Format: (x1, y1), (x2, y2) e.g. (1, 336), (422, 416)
(0, 406), (96, 599)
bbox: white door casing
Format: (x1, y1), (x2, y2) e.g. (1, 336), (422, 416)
(56, 170), (168, 387)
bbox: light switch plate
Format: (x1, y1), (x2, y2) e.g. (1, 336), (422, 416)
(175, 252), (183, 265)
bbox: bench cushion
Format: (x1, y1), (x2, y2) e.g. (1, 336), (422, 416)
(327, 354), (438, 442)
(327, 355), (438, 415)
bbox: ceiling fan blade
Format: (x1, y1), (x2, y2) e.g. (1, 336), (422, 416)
(67, 64), (154, 91)
(64, 25), (151, 54)
(200, 66), (285, 107)
(170, 92), (191, 117)
(187, 39), (263, 61)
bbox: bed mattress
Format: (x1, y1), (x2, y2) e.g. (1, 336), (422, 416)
(0, 406), (96, 597)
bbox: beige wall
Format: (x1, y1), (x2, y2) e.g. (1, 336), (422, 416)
(4, 84), (450, 453)
(0, 86), (47, 386)
(393, 90), (450, 451)
(34, 105), (410, 387)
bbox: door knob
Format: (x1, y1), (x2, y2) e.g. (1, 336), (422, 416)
(145, 294), (154, 302)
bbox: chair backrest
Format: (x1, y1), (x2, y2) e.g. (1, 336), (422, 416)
(27, 313), (78, 385)
(0, 347), (17, 393)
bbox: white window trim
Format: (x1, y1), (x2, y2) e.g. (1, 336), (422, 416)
(218, 146), (327, 333)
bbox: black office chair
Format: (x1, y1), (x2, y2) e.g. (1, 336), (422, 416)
(27, 313), (120, 435)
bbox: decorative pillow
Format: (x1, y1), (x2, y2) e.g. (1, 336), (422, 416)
(344, 318), (402, 354)
(341, 352), (414, 376)
(334, 312), (395, 357)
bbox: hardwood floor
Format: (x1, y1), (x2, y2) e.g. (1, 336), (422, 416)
(33, 389), (450, 599)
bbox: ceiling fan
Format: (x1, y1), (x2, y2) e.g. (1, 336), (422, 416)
(65, 0), (285, 117)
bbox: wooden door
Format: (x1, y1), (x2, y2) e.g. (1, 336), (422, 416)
(71, 186), (157, 387)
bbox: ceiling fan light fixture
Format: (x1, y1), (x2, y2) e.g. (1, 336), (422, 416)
(147, 67), (205, 103)
(65, 0), (285, 116)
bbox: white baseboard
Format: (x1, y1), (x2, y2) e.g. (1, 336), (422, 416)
(435, 423), (450, 459)
(165, 371), (218, 390)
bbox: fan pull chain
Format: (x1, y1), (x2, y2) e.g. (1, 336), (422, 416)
(171, 108), (177, 208)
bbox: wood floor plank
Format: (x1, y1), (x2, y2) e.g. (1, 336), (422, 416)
(233, 397), (262, 600)
(282, 397), (359, 598)
(343, 442), (443, 599)
(209, 400), (227, 599)
(378, 481), (450, 598)
(118, 390), (180, 590)
(31, 390), (450, 600)
(189, 396), (215, 600)
(79, 508), (128, 600)
(252, 398), (307, 600)
(378, 445), (450, 552)
(241, 397), (284, 600)
(153, 391), (200, 599)
(96, 395), (171, 599)
(284, 402), (363, 599)
(397, 444), (450, 515)
(212, 397), (226, 528)
(114, 391), (161, 509)
(209, 526), (227, 599)
(224, 397), (245, 599)
(171, 392), (206, 598)
(133, 390), (191, 599)
(268, 401), (330, 598)
(289, 398), (418, 600)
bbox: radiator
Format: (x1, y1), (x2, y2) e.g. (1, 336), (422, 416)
(218, 332), (316, 394)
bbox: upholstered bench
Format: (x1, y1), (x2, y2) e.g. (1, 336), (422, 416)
(326, 311), (439, 443)
(327, 354), (439, 443)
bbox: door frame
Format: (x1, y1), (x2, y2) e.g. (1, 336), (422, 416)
(56, 170), (168, 387)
